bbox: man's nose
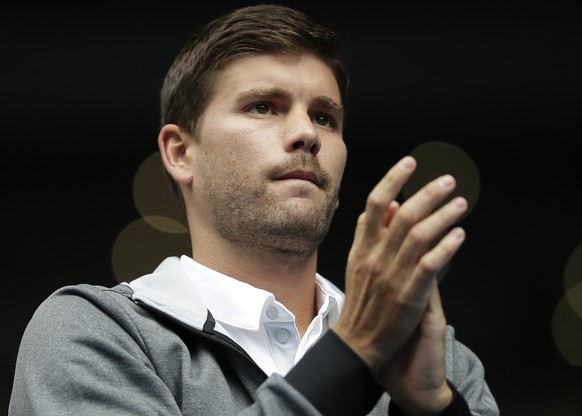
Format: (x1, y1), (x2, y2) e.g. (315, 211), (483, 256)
(283, 111), (321, 156)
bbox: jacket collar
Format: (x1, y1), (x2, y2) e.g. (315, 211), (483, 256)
(125, 256), (210, 331)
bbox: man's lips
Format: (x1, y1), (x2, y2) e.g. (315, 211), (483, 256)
(276, 170), (320, 187)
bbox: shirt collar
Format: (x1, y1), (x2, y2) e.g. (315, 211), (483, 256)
(180, 255), (344, 331)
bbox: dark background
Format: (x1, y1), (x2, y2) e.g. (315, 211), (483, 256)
(2, 2), (581, 415)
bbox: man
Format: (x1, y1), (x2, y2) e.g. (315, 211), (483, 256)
(10, 4), (499, 415)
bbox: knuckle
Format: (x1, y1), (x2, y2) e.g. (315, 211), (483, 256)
(418, 255), (439, 275)
(407, 226), (428, 246)
(356, 212), (367, 225)
(366, 194), (386, 211)
(424, 181), (442, 197)
(395, 209), (415, 227)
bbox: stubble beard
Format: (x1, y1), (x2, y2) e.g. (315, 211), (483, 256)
(200, 154), (339, 257)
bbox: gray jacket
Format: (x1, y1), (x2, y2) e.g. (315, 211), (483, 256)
(9, 257), (499, 415)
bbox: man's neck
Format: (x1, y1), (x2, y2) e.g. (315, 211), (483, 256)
(192, 243), (318, 337)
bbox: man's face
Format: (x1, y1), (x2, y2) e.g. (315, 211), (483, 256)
(192, 53), (347, 256)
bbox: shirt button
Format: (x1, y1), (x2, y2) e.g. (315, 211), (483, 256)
(276, 329), (290, 344)
(266, 306), (279, 320)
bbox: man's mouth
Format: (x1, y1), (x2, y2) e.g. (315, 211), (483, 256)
(276, 170), (320, 187)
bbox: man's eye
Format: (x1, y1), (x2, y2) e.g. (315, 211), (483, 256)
(250, 103), (271, 115)
(314, 114), (332, 127)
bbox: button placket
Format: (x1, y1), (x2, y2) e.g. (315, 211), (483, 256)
(263, 304), (299, 374)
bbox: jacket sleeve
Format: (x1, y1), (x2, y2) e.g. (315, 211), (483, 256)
(281, 328), (499, 416)
(283, 330), (385, 415)
(443, 326), (500, 416)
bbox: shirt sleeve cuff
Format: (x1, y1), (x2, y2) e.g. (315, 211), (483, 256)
(285, 329), (384, 415)
(388, 381), (472, 416)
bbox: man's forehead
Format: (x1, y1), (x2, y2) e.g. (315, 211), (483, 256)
(214, 54), (342, 105)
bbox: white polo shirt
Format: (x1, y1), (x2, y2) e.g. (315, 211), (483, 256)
(180, 255), (344, 376)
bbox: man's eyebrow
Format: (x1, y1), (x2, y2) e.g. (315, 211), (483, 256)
(312, 95), (344, 120)
(237, 87), (292, 103)
(237, 87), (344, 118)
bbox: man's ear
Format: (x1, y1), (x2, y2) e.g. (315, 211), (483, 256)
(158, 124), (194, 185)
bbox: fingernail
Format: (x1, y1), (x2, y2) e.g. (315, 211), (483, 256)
(453, 228), (466, 240)
(398, 156), (415, 171)
(452, 197), (467, 210)
(439, 174), (454, 188)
